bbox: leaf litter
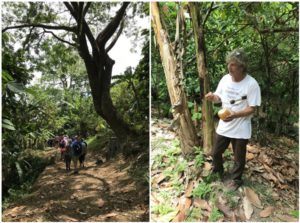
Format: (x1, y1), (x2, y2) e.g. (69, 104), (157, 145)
(151, 117), (299, 222)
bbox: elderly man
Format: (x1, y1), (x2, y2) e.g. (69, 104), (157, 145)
(205, 49), (261, 190)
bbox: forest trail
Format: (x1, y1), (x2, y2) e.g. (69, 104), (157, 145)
(151, 117), (298, 222)
(3, 150), (148, 222)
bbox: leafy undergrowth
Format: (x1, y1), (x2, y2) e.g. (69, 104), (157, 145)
(151, 117), (299, 222)
(2, 134), (149, 222)
(2, 148), (57, 210)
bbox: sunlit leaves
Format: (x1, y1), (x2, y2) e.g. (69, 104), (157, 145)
(2, 119), (16, 131)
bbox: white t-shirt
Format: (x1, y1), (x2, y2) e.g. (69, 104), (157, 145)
(214, 74), (261, 139)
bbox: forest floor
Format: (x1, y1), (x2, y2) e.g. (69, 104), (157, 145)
(2, 148), (149, 222)
(151, 117), (299, 222)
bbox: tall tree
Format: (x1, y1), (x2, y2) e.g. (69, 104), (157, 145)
(189, 2), (215, 154)
(151, 2), (199, 155)
(2, 2), (142, 143)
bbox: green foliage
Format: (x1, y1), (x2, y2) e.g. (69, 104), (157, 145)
(186, 207), (202, 221)
(86, 132), (111, 153)
(208, 207), (224, 222)
(152, 2), (299, 141)
(192, 181), (212, 199)
(194, 146), (205, 168)
(152, 203), (175, 216)
(224, 190), (239, 209)
(290, 210), (299, 218)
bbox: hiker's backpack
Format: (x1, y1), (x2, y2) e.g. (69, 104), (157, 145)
(72, 141), (82, 156)
(59, 140), (66, 148)
(81, 141), (87, 154)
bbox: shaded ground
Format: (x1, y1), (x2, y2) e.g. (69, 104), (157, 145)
(151, 117), (299, 222)
(3, 150), (148, 222)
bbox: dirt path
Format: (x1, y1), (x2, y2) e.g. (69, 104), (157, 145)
(3, 152), (148, 222)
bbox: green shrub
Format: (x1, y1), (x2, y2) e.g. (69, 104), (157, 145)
(192, 182), (212, 199)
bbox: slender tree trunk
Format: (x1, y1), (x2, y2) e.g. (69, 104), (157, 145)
(151, 2), (199, 155)
(189, 3), (214, 154)
(193, 100), (200, 128)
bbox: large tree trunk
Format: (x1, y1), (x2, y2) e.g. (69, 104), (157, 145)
(64, 2), (136, 143)
(189, 3), (214, 154)
(151, 2), (199, 155)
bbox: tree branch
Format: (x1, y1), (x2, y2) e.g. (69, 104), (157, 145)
(96, 2), (129, 48)
(105, 18), (125, 53)
(2, 23), (76, 33)
(203, 3), (217, 27)
(209, 24), (248, 54)
(259, 27), (298, 34)
(83, 2), (91, 17)
(43, 29), (77, 47)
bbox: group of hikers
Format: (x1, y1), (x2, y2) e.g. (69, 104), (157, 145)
(51, 135), (87, 174)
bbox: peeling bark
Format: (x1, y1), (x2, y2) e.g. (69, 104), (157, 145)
(152, 2), (199, 155)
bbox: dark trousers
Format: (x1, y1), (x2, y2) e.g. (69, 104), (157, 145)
(212, 133), (248, 182)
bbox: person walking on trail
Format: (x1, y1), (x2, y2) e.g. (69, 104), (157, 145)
(71, 135), (83, 174)
(58, 135), (66, 161)
(205, 48), (261, 191)
(65, 139), (72, 171)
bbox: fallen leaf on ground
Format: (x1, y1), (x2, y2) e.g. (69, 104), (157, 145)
(203, 162), (212, 171)
(216, 201), (233, 218)
(259, 206), (274, 218)
(172, 196), (192, 221)
(244, 187), (263, 208)
(277, 214), (298, 222)
(246, 152), (255, 160)
(185, 181), (194, 198)
(193, 198), (211, 211)
(105, 213), (118, 218)
(243, 196), (253, 220)
(247, 145), (260, 153)
(159, 211), (178, 222)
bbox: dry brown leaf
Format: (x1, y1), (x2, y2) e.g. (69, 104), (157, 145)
(193, 198), (211, 211)
(275, 172), (285, 183)
(236, 208), (246, 222)
(244, 187), (263, 209)
(252, 165), (265, 173)
(173, 196), (192, 222)
(277, 214), (298, 222)
(203, 162), (212, 171)
(216, 201), (232, 218)
(243, 196), (253, 220)
(185, 181), (194, 198)
(230, 212), (237, 222)
(152, 173), (167, 186)
(259, 206), (274, 218)
(246, 152), (255, 161)
(105, 213), (118, 218)
(172, 211), (185, 222)
(247, 145), (260, 153)
(277, 184), (289, 190)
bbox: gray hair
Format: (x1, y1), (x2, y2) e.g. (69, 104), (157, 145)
(226, 48), (248, 72)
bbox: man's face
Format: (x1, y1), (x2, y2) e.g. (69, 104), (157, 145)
(228, 61), (244, 76)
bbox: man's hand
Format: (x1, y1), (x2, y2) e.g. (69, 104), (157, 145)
(223, 106), (256, 122)
(223, 111), (237, 122)
(205, 92), (220, 103)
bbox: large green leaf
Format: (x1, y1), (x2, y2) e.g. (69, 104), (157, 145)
(2, 123), (16, 131)
(2, 119), (16, 130)
(7, 82), (26, 94)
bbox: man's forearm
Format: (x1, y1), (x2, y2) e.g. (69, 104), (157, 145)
(233, 106), (256, 118)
